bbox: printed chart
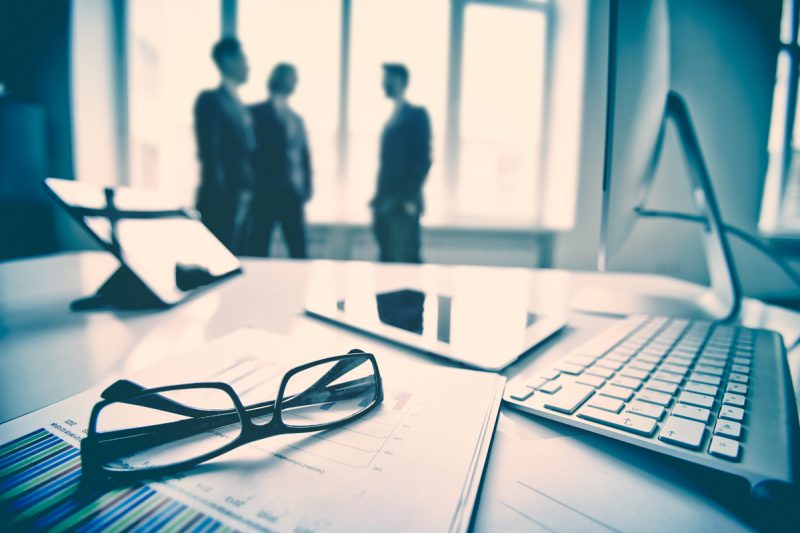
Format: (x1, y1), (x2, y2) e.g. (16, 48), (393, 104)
(0, 428), (228, 531)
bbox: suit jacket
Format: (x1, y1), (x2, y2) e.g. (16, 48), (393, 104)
(249, 100), (313, 203)
(372, 103), (432, 213)
(193, 86), (255, 210)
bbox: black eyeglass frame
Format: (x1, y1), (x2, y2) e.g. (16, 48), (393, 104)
(80, 351), (383, 481)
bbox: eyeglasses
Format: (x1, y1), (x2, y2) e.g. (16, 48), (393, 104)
(80, 350), (383, 481)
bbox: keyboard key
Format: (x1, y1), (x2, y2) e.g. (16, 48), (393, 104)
(544, 384), (596, 414)
(660, 364), (689, 377)
(610, 376), (642, 390)
(729, 373), (749, 384)
(726, 383), (747, 395)
(697, 357), (726, 368)
(586, 366), (615, 379)
(629, 361), (657, 372)
(714, 419), (742, 439)
(694, 365), (724, 377)
(645, 380), (678, 395)
(666, 355), (694, 367)
(722, 392), (746, 407)
(637, 390), (672, 406)
(708, 436), (740, 461)
(509, 385), (535, 401)
(576, 374), (606, 388)
(685, 381), (718, 397)
(732, 357), (751, 366)
(637, 355), (662, 364)
(578, 407), (658, 436)
(672, 403), (711, 423)
(600, 385), (634, 401)
(690, 373), (721, 386)
(620, 367), (649, 380)
(625, 401), (664, 420)
(567, 354), (598, 367)
(678, 391), (715, 409)
(719, 405), (745, 422)
(652, 371), (683, 385)
(556, 362), (585, 376)
(659, 415), (706, 449)
(587, 395), (624, 413)
(539, 381), (562, 394)
(540, 369), (560, 380)
(730, 364), (750, 375)
(605, 352), (631, 363)
(595, 358), (624, 371)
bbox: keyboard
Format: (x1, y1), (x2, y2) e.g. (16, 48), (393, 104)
(505, 315), (797, 488)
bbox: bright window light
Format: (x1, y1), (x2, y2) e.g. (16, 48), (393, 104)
(348, 0), (449, 223)
(238, 0), (341, 222)
(128, 0), (220, 206)
(458, 4), (546, 223)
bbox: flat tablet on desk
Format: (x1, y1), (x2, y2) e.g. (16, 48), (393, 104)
(306, 288), (566, 371)
(44, 177), (241, 309)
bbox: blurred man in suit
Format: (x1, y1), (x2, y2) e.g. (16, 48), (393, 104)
(194, 38), (255, 253)
(248, 63), (312, 258)
(371, 64), (432, 263)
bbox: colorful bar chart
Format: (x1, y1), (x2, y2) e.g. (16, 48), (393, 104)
(0, 428), (228, 532)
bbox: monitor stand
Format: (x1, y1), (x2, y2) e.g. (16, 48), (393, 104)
(70, 265), (166, 311)
(571, 91), (743, 322)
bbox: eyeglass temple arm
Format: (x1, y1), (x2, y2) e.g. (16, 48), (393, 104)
(91, 377), (376, 455)
(101, 351), (373, 419)
(101, 380), (217, 418)
(284, 351), (372, 407)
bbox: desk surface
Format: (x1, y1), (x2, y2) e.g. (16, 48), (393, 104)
(1, 252), (798, 529)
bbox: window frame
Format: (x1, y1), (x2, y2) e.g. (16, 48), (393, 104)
(129, 0), (558, 229)
(761, 0), (800, 237)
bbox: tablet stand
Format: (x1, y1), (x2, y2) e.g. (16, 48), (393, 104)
(70, 265), (166, 311)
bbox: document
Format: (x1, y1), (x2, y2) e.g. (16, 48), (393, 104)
(472, 411), (751, 532)
(0, 328), (504, 532)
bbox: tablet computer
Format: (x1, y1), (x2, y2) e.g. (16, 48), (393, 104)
(306, 287), (566, 371)
(44, 177), (241, 309)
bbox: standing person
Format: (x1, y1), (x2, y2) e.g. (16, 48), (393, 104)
(371, 63), (432, 263)
(248, 63), (312, 258)
(193, 37), (255, 253)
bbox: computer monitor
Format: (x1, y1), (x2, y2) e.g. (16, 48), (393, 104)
(572, 0), (743, 321)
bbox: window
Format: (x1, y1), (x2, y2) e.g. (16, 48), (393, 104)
(761, 0), (800, 234)
(238, 0), (341, 221)
(125, 0), (570, 229)
(127, 0), (220, 206)
(458, 4), (546, 223)
(347, 0), (449, 223)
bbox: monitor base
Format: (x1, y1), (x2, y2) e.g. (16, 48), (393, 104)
(570, 286), (734, 321)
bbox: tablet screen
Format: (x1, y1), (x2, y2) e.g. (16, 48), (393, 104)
(45, 178), (240, 305)
(337, 289), (537, 346)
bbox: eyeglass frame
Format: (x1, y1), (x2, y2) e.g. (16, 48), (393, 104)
(80, 350), (383, 481)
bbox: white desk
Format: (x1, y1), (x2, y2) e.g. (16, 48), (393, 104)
(1, 252), (798, 529)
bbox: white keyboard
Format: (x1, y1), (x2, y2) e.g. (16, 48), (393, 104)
(505, 315), (797, 489)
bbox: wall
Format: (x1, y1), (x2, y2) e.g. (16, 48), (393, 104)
(555, 0), (796, 300)
(0, 0), (93, 258)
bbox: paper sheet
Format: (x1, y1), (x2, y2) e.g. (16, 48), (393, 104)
(0, 328), (504, 532)
(472, 411), (752, 532)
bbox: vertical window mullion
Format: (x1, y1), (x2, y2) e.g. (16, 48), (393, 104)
(445, 0), (465, 220)
(221, 0), (236, 37)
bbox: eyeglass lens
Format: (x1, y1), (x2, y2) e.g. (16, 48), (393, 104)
(281, 354), (378, 428)
(95, 387), (242, 472)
